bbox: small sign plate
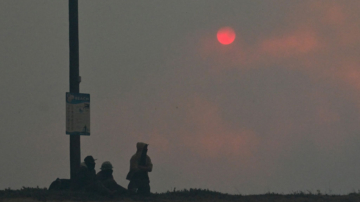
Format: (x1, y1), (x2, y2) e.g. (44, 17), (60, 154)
(66, 92), (90, 136)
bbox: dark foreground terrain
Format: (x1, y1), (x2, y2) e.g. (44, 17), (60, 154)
(1, 187), (360, 202)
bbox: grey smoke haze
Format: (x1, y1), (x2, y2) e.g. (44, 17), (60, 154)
(1, 0), (360, 194)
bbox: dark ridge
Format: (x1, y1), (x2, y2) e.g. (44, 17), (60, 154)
(1, 187), (360, 202)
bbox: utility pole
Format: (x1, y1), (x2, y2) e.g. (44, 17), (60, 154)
(69, 0), (81, 181)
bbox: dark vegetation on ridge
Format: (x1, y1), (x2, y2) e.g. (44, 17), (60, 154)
(1, 187), (360, 202)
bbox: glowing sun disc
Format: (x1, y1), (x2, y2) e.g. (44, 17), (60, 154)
(217, 27), (236, 45)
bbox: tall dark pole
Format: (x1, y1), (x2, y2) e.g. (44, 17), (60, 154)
(69, 0), (81, 181)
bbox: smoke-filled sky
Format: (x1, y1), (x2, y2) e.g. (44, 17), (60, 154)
(2, 0), (360, 195)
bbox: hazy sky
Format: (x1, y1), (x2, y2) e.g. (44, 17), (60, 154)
(1, 0), (360, 195)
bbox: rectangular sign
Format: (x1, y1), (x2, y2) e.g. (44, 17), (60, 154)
(66, 92), (90, 136)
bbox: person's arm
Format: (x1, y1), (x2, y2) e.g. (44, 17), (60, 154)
(139, 156), (152, 172)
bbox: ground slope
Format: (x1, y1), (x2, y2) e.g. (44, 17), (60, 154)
(1, 187), (360, 202)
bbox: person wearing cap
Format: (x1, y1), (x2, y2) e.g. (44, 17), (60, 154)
(71, 156), (113, 195)
(96, 161), (127, 194)
(71, 155), (97, 190)
(126, 142), (153, 195)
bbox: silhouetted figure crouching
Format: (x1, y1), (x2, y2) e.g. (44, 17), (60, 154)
(97, 161), (127, 194)
(71, 155), (113, 196)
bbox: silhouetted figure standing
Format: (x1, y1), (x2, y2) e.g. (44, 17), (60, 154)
(97, 161), (127, 194)
(126, 142), (153, 195)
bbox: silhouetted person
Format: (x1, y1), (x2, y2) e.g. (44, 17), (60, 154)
(71, 155), (112, 195)
(126, 142), (153, 195)
(97, 161), (127, 194)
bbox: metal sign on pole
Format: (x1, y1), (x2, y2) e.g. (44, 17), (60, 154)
(69, 0), (81, 181)
(66, 92), (90, 136)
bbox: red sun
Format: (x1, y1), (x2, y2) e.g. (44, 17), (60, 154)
(217, 27), (236, 45)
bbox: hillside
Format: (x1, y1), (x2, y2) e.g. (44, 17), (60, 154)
(1, 187), (360, 202)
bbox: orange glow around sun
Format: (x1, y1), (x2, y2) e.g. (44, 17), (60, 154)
(217, 27), (236, 45)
